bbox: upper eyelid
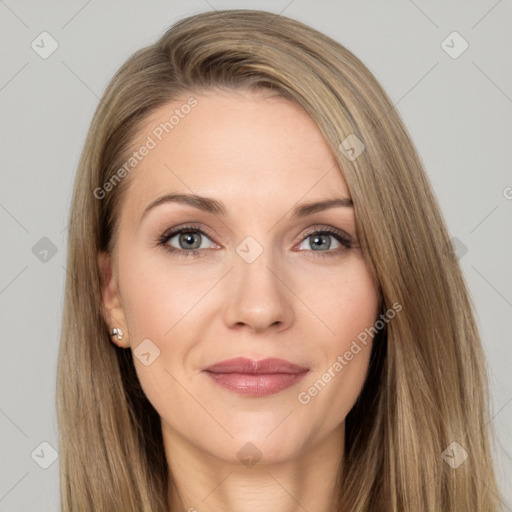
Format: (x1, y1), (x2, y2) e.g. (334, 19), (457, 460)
(161, 224), (218, 243)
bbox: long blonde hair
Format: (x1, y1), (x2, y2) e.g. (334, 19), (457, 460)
(57, 9), (503, 511)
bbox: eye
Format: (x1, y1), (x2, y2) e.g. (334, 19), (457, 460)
(295, 227), (353, 258)
(157, 225), (355, 259)
(158, 225), (217, 258)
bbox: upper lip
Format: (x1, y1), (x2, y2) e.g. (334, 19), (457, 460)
(203, 357), (309, 375)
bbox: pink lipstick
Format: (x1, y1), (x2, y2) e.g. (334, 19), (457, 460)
(202, 357), (309, 397)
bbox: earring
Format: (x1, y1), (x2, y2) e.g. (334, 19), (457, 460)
(110, 327), (123, 341)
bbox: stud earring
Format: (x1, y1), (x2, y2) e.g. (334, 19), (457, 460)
(110, 327), (123, 341)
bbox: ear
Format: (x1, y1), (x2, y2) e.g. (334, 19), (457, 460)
(98, 250), (130, 348)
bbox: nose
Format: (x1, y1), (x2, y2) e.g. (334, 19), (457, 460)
(222, 247), (295, 334)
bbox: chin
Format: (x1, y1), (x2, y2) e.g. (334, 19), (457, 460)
(201, 430), (309, 467)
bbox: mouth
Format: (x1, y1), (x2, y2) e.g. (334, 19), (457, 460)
(202, 357), (310, 397)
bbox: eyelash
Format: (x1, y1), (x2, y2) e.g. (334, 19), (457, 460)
(157, 224), (355, 260)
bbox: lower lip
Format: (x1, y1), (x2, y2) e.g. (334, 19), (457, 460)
(204, 371), (308, 397)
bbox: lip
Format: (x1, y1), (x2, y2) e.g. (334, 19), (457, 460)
(202, 357), (309, 397)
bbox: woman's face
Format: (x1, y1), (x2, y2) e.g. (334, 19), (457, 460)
(99, 88), (380, 466)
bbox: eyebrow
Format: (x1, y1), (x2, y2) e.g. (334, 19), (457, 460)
(140, 193), (353, 222)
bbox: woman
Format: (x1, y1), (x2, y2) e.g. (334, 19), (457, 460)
(57, 9), (503, 511)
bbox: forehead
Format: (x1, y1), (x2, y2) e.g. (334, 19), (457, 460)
(122, 89), (350, 219)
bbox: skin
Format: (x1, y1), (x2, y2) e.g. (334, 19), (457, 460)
(99, 88), (380, 512)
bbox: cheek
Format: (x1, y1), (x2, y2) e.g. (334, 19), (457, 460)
(116, 247), (216, 400)
(117, 246), (207, 340)
(303, 256), (380, 345)
(118, 253), (199, 424)
(336, 269), (380, 345)
(329, 259), (380, 379)
(296, 258), (379, 415)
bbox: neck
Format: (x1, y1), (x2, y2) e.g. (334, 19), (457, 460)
(164, 423), (344, 512)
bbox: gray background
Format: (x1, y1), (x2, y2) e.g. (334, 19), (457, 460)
(1, 0), (511, 510)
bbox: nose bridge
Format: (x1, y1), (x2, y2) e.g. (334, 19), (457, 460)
(222, 234), (293, 331)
